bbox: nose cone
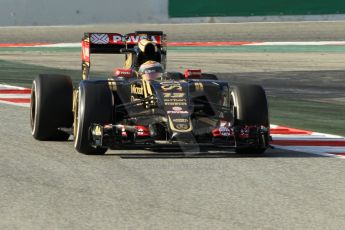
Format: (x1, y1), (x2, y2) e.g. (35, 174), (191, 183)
(171, 132), (195, 143)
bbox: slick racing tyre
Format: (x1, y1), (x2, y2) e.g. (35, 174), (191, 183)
(232, 85), (269, 154)
(30, 74), (73, 141)
(74, 81), (113, 155)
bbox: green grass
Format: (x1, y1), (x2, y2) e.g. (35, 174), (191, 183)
(0, 60), (82, 87)
(269, 96), (345, 136)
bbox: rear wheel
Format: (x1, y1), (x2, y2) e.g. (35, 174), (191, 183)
(232, 85), (269, 154)
(30, 74), (73, 141)
(74, 81), (113, 155)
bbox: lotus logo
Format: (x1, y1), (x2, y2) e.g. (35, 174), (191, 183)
(175, 124), (189, 130)
(172, 106), (182, 111)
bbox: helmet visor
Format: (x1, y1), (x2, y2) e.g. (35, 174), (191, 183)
(140, 66), (163, 80)
(142, 72), (163, 80)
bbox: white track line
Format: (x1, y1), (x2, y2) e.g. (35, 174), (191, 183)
(0, 94), (31, 98)
(247, 41), (345, 46)
(0, 84), (31, 107)
(0, 84), (27, 90)
(39, 43), (81, 48)
(271, 134), (345, 140)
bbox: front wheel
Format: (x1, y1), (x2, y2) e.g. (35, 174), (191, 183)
(232, 85), (269, 154)
(74, 81), (113, 155)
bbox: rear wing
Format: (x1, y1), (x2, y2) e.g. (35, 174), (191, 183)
(81, 31), (167, 79)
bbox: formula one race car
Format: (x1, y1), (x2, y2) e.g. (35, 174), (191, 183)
(30, 31), (270, 155)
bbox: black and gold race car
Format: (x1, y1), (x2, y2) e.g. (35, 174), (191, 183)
(30, 31), (270, 155)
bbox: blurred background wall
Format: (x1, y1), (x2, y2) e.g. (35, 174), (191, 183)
(0, 0), (168, 26)
(169, 0), (345, 17)
(1, 0), (345, 26)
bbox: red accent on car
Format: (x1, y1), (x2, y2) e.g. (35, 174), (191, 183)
(184, 69), (202, 79)
(212, 128), (222, 137)
(135, 125), (150, 137)
(81, 40), (90, 62)
(0, 89), (31, 94)
(113, 68), (133, 78)
(119, 125), (128, 137)
(212, 127), (232, 137)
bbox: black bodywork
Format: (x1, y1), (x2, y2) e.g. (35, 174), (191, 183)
(86, 77), (269, 151)
(81, 31), (270, 152)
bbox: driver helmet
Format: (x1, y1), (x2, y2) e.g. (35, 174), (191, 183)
(138, 61), (163, 81)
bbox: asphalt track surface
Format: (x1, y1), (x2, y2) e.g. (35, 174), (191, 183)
(1, 22), (345, 229)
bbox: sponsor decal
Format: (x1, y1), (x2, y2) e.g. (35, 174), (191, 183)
(131, 85), (143, 95)
(112, 35), (123, 43)
(173, 118), (189, 123)
(167, 110), (188, 114)
(90, 34), (110, 44)
(114, 68), (132, 77)
(89, 33), (161, 45)
(135, 125), (150, 137)
(130, 96), (140, 103)
(164, 102), (187, 106)
(163, 98), (186, 102)
(163, 92), (185, 98)
(125, 34), (161, 44)
(164, 98), (187, 105)
(172, 106), (182, 111)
